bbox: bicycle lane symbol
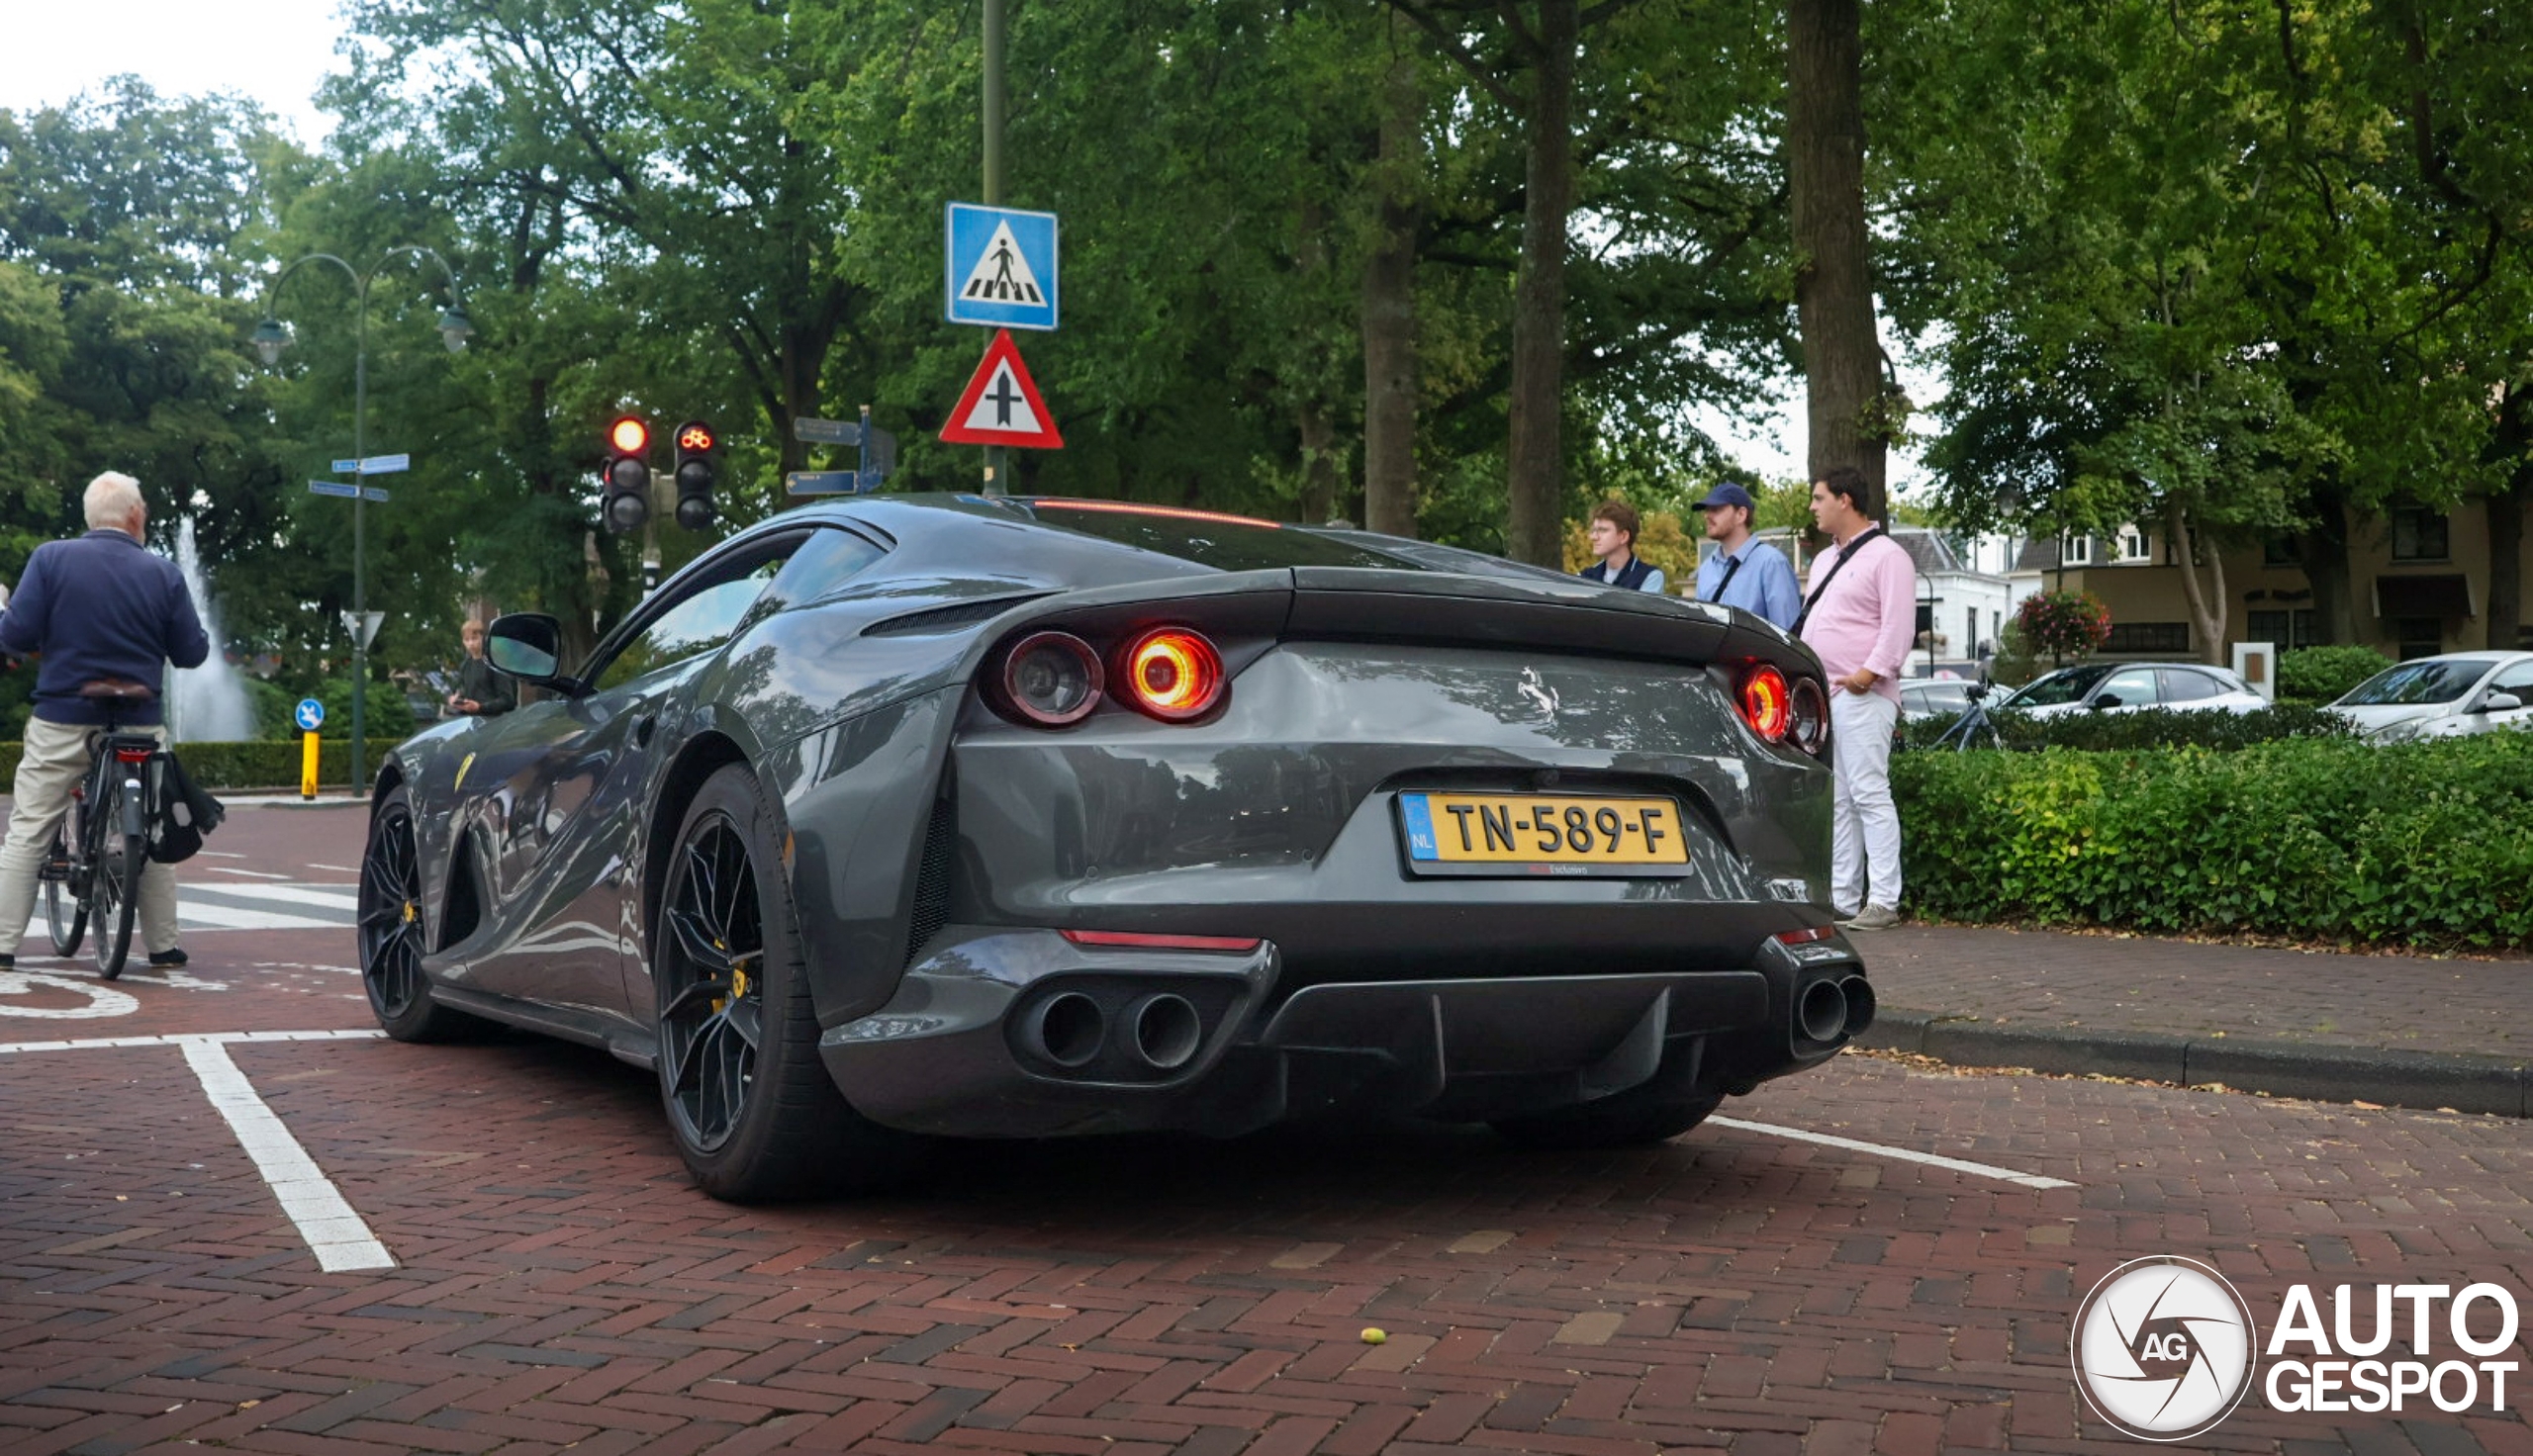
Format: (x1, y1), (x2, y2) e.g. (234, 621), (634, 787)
(0, 969), (139, 1019)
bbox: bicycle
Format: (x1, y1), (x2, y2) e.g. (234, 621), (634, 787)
(1930, 678), (2008, 752)
(37, 680), (166, 980)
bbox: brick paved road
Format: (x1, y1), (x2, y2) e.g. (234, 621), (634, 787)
(3, 805), (2529, 1454)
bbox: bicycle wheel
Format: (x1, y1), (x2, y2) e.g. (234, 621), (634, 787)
(43, 820), (87, 956)
(89, 775), (141, 981)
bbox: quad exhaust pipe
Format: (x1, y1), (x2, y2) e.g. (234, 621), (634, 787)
(1795, 975), (1877, 1045)
(1014, 989), (1209, 1073)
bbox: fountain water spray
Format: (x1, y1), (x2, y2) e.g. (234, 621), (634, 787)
(168, 517), (258, 742)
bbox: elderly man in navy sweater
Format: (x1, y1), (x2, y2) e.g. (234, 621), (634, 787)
(0, 472), (210, 971)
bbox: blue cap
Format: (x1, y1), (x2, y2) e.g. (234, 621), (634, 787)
(1693, 482), (1756, 511)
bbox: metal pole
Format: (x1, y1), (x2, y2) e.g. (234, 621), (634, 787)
(982, 0), (1007, 497)
(351, 277), (369, 796)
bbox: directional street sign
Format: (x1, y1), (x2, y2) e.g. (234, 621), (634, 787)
(785, 472), (862, 496)
(945, 204), (1058, 331)
(793, 416), (860, 445)
(939, 330), (1063, 449)
(308, 481), (390, 502)
(294, 698), (326, 732)
(329, 454), (411, 475)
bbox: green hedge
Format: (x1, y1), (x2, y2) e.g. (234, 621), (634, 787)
(2278, 645), (2394, 704)
(1895, 733), (2533, 949)
(1900, 703), (2354, 753)
(0, 739), (363, 791)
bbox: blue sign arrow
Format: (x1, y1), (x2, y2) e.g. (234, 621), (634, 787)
(945, 204), (1058, 331)
(330, 454), (411, 475)
(294, 698), (327, 732)
(310, 480), (359, 500)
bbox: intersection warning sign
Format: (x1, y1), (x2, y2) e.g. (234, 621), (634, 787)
(939, 330), (1064, 449)
(944, 204), (1059, 331)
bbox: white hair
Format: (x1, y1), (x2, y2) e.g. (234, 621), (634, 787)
(83, 472), (144, 529)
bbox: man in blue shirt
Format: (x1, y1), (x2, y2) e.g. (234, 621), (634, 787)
(1691, 482), (1801, 629)
(0, 472), (210, 971)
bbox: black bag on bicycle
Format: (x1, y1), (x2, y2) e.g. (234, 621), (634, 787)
(145, 749), (227, 864)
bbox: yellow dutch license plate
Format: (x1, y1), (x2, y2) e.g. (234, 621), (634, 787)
(1396, 791), (1690, 873)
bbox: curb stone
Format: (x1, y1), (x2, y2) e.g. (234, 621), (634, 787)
(1857, 1008), (2530, 1118)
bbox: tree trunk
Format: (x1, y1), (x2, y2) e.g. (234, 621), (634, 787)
(1297, 404), (1340, 524)
(1786, 0), (1883, 496)
(2165, 501), (2227, 665)
(1503, 0), (1577, 567)
(2487, 385), (2529, 651)
(2297, 484), (2359, 645)
(1360, 12), (1421, 539)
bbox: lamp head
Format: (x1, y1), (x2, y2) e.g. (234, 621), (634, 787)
(436, 304), (475, 352)
(250, 318), (291, 367)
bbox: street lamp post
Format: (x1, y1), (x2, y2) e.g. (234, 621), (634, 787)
(252, 248), (474, 795)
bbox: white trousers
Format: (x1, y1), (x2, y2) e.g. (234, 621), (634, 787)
(1829, 689), (1903, 916)
(0, 717), (181, 958)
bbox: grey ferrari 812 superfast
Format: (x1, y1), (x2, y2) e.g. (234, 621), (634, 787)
(359, 495), (1872, 1199)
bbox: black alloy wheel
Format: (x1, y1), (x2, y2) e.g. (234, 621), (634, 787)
(657, 808), (765, 1154)
(653, 764), (922, 1201)
(43, 823), (86, 956)
(358, 786), (480, 1042)
(90, 776), (140, 981)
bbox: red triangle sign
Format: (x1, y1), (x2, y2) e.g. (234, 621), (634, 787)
(940, 329), (1064, 448)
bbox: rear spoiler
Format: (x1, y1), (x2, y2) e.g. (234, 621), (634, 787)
(1286, 567), (1820, 680)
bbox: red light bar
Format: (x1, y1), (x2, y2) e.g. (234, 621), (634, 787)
(1774, 925), (1838, 946)
(1031, 499), (1282, 529)
(1061, 930), (1264, 953)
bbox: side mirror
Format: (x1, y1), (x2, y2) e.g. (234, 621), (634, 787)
(486, 613), (581, 694)
(2481, 691), (2523, 713)
(2090, 693), (2122, 711)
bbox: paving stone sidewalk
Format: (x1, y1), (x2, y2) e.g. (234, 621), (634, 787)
(1856, 922), (2533, 1116)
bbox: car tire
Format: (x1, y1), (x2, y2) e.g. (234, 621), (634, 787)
(1488, 1063), (1722, 1150)
(653, 764), (923, 1202)
(359, 785), (490, 1043)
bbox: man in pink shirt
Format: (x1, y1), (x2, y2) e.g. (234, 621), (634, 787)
(1794, 466), (1917, 931)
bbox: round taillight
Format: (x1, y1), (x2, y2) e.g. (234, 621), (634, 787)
(1738, 663), (1792, 742)
(1119, 628), (1225, 722)
(1789, 677), (1829, 756)
(998, 632), (1103, 726)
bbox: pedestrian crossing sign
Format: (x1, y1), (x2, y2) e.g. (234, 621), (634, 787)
(945, 203), (1058, 330)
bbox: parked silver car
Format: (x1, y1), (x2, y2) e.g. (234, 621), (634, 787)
(2326, 652), (2533, 742)
(1995, 662), (2265, 718)
(1897, 678), (1979, 722)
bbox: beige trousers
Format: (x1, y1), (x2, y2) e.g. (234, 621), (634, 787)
(0, 716), (181, 958)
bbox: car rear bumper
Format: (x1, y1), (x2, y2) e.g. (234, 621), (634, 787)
(817, 924), (1872, 1138)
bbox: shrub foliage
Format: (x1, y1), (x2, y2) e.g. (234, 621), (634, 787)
(1899, 703), (2354, 753)
(2276, 644), (2395, 704)
(1895, 733), (2533, 948)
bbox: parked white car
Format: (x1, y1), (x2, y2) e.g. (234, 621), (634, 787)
(1995, 662), (2266, 718)
(1897, 678), (1980, 721)
(2325, 652), (2533, 742)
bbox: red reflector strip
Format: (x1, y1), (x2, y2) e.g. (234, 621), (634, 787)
(1061, 930), (1264, 954)
(1774, 925), (1837, 946)
(114, 748), (154, 764)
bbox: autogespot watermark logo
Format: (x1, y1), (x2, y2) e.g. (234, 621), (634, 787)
(2071, 1256), (2258, 1441)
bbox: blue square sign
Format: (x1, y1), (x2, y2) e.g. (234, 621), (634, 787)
(945, 204), (1059, 331)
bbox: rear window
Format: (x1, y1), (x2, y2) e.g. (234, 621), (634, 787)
(2340, 660), (2485, 706)
(1021, 500), (1421, 572)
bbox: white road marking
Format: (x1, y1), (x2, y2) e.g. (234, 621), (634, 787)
(174, 902), (343, 932)
(1710, 1115), (2077, 1190)
(0, 1029), (382, 1054)
(176, 1035), (395, 1271)
(208, 866), (292, 880)
(0, 970), (140, 1020)
(307, 864), (360, 874)
(198, 851), (245, 859)
(199, 883), (363, 912)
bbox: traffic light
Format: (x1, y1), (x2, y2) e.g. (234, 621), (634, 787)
(673, 420), (717, 529)
(603, 414), (651, 532)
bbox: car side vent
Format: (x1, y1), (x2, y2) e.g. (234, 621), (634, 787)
(438, 831), (485, 951)
(904, 788), (957, 965)
(865, 594), (1049, 637)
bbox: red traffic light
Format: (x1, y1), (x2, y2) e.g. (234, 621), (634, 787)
(609, 416), (650, 454)
(675, 422), (715, 453)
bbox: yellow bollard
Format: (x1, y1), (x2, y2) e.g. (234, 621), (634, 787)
(301, 731), (320, 801)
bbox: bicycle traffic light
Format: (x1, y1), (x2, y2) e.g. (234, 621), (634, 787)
(603, 414), (651, 533)
(673, 419), (717, 530)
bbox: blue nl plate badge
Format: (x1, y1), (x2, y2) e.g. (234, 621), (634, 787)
(1398, 792), (1440, 862)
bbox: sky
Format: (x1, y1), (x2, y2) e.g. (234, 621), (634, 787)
(3, 0), (347, 144)
(1, 1), (1929, 500)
